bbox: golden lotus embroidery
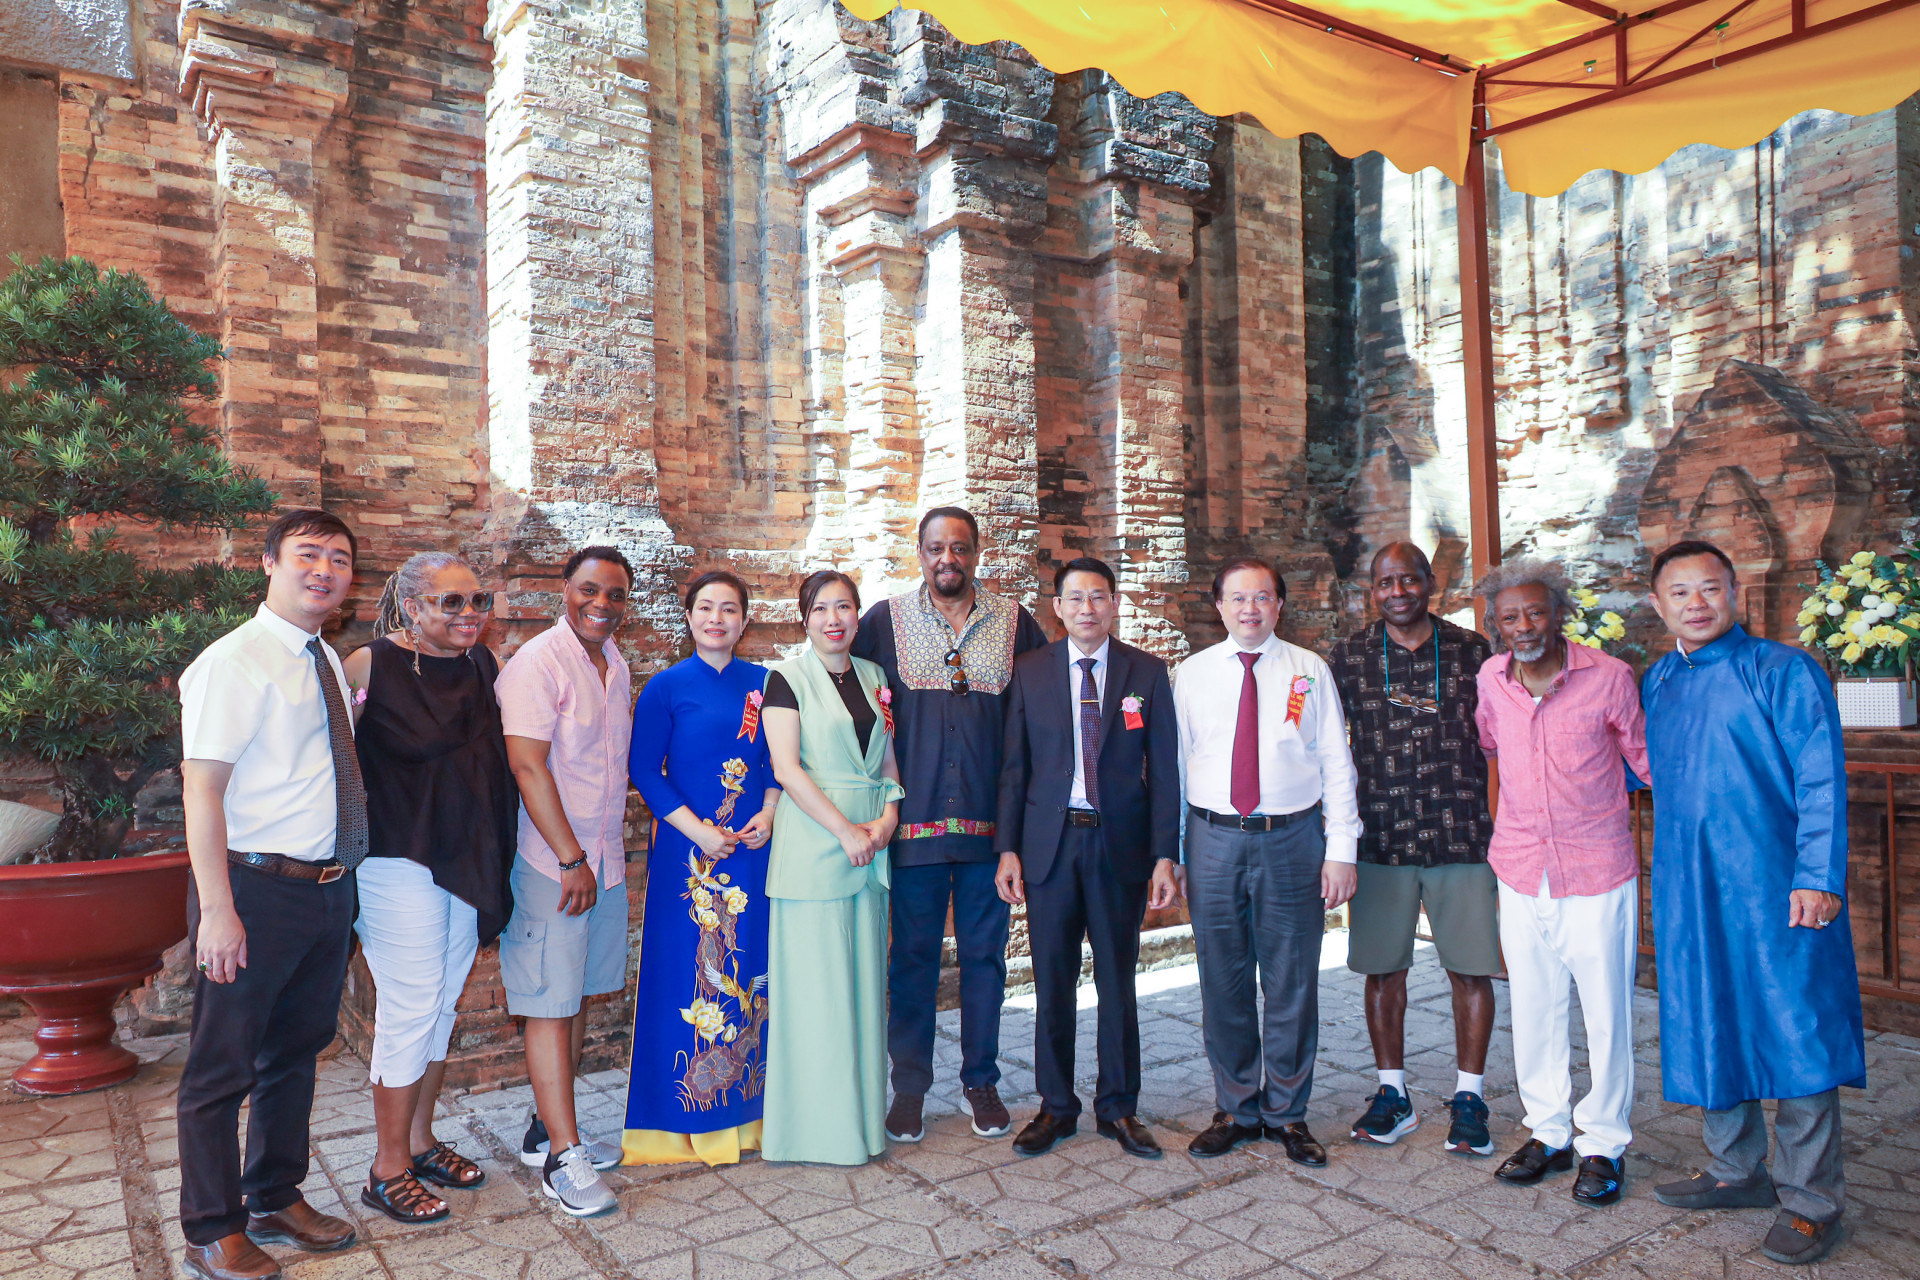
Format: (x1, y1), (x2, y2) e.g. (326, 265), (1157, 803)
(674, 757), (767, 1110)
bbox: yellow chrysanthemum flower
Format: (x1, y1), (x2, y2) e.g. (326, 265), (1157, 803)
(1827, 583), (1850, 601)
(1796, 611), (1817, 627)
(1886, 591), (1904, 605)
(1872, 578), (1891, 592)
(1600, 611), (1623, 626)
(1842, 642), (1865, 664)
(1851, 551), (1877, 567)
(1825, 632), (1848, 649)
(1800, 625), (1819, 644)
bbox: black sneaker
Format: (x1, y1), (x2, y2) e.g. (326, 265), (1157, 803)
(962, 1084), (1012, 1138)
(519, 1110), (549, 1168)
(1442, 1091), (1493, 1156)
(1350, 1085), (1418, 1144)
(885, 1093), (925, 1143)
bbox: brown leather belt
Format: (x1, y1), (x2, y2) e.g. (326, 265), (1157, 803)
(1189, 804), (1316, 833)
(1065, 809), (1101, 828)
(229, 850), (347, 884)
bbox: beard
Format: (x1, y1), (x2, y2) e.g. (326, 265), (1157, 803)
(929, 567), (970, 599)
(1509, 637), (1548, 663)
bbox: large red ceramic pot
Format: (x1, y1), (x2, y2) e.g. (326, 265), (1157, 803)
(0, 851), (191, 1094)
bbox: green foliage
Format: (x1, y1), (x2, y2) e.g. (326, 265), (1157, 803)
(0, 256), (276, 860)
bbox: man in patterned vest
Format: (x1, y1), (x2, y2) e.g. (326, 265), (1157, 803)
(852, 507), (1048, 1144)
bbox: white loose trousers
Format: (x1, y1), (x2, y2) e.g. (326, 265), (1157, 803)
(1498, 871), (1638, 1159)
(354, 857), (480, 1087)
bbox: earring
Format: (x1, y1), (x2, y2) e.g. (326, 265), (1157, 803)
(408, 621), (423, 675)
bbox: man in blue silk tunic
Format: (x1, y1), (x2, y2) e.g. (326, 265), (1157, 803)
(1642, 539), (1865, 1269)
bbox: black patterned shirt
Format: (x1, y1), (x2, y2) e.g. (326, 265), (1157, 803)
(1326, 617), (1493, 867)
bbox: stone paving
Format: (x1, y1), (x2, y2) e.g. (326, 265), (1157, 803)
(3, 935), (1917, 1280)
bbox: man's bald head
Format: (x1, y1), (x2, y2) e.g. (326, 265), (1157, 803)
(1370, 542), (1436, 633)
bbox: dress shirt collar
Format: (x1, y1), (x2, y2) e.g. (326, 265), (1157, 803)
(1226, 631), (1282, 661)
(1498, 636), (1596, 698)
(1676, 623), (1747, 666)
(552, 616), (620, 682)
(253, 602), (323, 654)
(1067, 636), (1111, 670)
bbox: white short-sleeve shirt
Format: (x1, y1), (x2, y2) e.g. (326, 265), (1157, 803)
(178, 604), (351, 862)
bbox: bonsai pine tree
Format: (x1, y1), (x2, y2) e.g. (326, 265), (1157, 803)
(0, 256), (276, 861)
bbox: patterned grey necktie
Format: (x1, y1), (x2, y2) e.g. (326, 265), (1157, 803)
(1078, 656), (1101, 811)
(307, 638), (368, 869)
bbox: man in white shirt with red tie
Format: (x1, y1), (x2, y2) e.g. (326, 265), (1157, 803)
(1174, 556), (1361, 1164)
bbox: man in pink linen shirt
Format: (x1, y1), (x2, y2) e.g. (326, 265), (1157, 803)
(1473, 559), (1648, 1211)
(496, 546), (636, 1218)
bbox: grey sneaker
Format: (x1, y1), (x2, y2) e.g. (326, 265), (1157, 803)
(520, 1110), (622, 1169)
(542, 1144), (617, 1217)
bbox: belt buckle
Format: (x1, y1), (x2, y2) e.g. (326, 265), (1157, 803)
(317, 865), (345, 884)
(1237, 813), (1256, 832)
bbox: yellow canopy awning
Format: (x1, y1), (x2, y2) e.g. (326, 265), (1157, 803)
(840, 0), (1920, 196)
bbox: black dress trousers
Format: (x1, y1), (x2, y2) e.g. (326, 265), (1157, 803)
(176, 864), (355, 1245)
(1026, 824), (1150, 1123)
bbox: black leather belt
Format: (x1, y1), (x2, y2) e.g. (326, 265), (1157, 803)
(1188, 804), (1315, 833)
(229, 850), (347, 884)
(1065, 809), (1101, 828)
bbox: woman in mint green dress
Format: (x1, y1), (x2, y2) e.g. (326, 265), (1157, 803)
(759, 570), (902, 1164)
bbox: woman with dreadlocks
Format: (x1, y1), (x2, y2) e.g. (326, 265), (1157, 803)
(340, 552), (517, 1225)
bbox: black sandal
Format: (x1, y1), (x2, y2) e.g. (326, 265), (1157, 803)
(411, 1140), (486, 1190)
(361, 1168), (450, 1224)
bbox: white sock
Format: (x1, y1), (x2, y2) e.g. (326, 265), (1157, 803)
(1378, 1069), (1407, 1094)
(1456, 1071), (1485, 1096)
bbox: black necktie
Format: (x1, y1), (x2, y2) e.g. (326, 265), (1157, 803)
(308, 638), (368, 869)
(1079, 656), (1101, 811)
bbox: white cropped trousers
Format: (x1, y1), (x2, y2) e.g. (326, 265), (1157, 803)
(353, 857), (480, 1088)
(1498, 871), (1639, 1160)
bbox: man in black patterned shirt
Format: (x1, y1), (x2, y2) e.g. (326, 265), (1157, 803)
(1327, 543), (1498, 1158)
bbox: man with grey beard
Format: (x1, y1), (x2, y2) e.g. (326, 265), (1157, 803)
(1472, 561), (1648, 1208)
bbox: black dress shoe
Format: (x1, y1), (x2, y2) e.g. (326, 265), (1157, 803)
(1012, 1111), (1077, 1157)
(1761, 1210), (1844, 1266)
(1096, 1116), (1162, 1159)
(1572, 1154), (1624, 1206)
(1652, 1171), (1778, 1210)
(1267, 1122), (1327, 1167)
(1188, 1111), (1263, 1158)
(1494, 1138), (1575, 1184)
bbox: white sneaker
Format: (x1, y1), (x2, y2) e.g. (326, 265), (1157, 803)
(520, 1110), (622, 1169)
(542, 1144), (617, 1217)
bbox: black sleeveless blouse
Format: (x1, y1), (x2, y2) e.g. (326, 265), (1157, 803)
(354, 638), (518, 943)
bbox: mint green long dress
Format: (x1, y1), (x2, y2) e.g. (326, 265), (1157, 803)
(761, 650), (902, 1165)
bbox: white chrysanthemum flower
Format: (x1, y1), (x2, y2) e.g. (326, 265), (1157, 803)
(1827, 601), (1845, 616)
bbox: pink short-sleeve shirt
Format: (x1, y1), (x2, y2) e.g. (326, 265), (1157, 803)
(1474, 642), (1650, 899)
(496, 621), (633, 889)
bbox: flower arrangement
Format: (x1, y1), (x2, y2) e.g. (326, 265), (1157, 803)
(1562, 587), (1627, 651)
(1798, 551), (1917, 677)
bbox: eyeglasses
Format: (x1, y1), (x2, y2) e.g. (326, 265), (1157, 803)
(945, 648), (970, 697)
(415, 591), (494, 615)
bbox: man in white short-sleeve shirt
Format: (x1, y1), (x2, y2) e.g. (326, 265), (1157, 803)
(174, 509), (365, 1280)
(1173, 556), (1361, 1166)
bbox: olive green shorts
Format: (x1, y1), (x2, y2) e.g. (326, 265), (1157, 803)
(1346, 861), (1500, 976)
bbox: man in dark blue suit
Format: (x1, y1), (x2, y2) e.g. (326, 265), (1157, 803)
(995, 557), (1182, 1158)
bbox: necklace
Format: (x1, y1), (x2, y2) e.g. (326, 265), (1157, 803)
(1383, 624), (1441, 714)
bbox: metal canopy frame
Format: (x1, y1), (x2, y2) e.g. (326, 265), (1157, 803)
(1236, 0), (1920, 578)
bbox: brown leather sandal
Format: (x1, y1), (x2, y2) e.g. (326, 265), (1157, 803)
(361, 1168), (450, 1223)
(411, 1140), (486, 1189)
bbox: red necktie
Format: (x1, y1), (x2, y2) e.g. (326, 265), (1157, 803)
(1231, 650), (1260, 816)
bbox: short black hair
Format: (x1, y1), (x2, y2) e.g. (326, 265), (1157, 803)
(563, 545), (634, 585)
(683, 569), (750, 612)
(1211, 556), (1285, 603)
(264, 508), (357, 564)
(798, 569), (861, 619)
(1650, 539), (1737, 587)
(917, 506), (979, 546)
(1053, 556), (1116, 595)
(1369, 541), (1434, 582)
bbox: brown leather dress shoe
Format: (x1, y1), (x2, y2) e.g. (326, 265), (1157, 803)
(182, 1233), (282, 1280)
(245, 1199), (357, 1252)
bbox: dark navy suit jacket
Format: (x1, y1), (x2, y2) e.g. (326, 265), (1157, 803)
(995, 636), (1180, 886)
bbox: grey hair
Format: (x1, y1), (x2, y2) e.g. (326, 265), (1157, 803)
(1471, 558), (1576, 650)
(374, 551), (470, 637)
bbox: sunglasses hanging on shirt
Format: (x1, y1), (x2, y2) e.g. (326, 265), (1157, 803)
(1383, 626), (1441, 714)
(945, 647), (970, 697)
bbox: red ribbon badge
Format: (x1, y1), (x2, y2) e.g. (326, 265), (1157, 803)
(877, 686), (895, 737)
(1121, 693), (1144, 731)
(1285, 675), (1313, 727)
(738, 690), (763, 742)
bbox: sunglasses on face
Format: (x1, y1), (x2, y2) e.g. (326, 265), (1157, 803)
(1386, 689), (1439, 714)
(945, 648), (970, 697)
(415, 591), (494, 616)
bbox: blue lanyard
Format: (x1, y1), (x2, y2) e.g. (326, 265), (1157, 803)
(1382, 625), (1440, 708)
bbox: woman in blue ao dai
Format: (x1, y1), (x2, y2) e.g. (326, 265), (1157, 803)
(621, 571), (781, 1165)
